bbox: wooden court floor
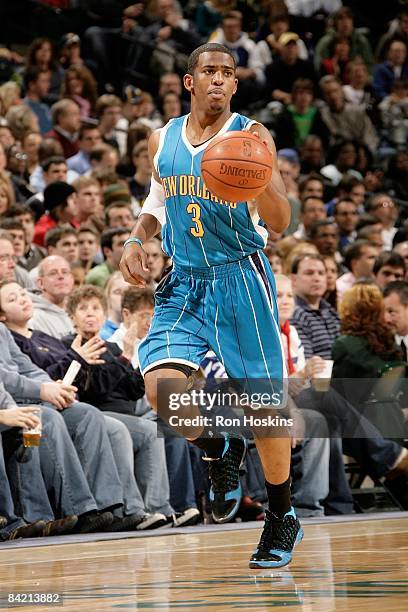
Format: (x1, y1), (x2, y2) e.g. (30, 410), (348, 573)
(0, 516), (407, 611)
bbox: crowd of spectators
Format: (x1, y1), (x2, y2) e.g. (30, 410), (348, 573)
(0, 0), (407, 539)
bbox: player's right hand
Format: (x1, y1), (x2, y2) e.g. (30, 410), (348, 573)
(120, 243), (149, 287)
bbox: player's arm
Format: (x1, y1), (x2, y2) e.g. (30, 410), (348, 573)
(248, 123), (291, 233)
(120, 130), (165, 287)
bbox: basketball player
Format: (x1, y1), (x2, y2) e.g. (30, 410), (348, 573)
(120, 43), (303, 569)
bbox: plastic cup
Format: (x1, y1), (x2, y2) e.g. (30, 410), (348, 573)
(312, 360), (334, 392)
(22, 407), (42, 447)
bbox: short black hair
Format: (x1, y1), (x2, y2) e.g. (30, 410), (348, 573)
(101, 227), (129, 254)
(187, 43), (236, 75)
(41, 156), (67, 172)
(355, 213), (380, 232)
(309, 219), (337, 240)
(44, 225), (77, 249)
(373, 251), (406, 276)
(24, 66), (44, 89)
(383, 280), (408, 305)
(300, 196), (324, 214)
(343, 239), (372, 270)
(3, 203), (35, 221)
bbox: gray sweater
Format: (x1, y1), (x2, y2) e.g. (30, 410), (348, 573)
(0, 323), (49, 403)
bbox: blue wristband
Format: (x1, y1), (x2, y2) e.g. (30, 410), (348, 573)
(124, 237), (144, 248)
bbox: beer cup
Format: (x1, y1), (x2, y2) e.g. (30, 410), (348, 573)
(22, 407), (42, 447)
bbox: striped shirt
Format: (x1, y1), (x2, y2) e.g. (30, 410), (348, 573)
(290, 296), (340, 359)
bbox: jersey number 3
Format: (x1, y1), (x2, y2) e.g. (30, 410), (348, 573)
(187, 203), (204, 237)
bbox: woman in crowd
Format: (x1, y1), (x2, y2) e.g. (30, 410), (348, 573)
(25, 38), (64, 104)
(61, 65), (98, 119)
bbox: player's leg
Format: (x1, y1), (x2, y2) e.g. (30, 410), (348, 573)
(207, 253), (303, 567)
(145, 366), (246, 522)
(140, 266), (247, 523)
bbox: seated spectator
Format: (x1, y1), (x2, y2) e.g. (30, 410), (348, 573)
(378, 79), (408, 150)
(105, 202), (135, 229)
(30, 255), (75, 339)
(61, 65), (98, 119)
(282, 241), (319, 275)
(393, 242), (408, 276)
(255, 11), (309, 66)
(6, 104), (39, 143)
(298, 174), (325, 201)
(142, 238), (168, 287)
(0, 219), (26, 261)
(0, 314), (137, 532)
(33, 181), (78, 247)
(128, 92), (163, 132)
(293, 196), (326, 240)
(100, 271), (130, 341)
(384, 151), (408, 203)
(373, 40), (408, 101)
(25, 37), (64, 105)
(0, 281), (180, 529)
(4, 142), (33, 202)
(211, 11), (265, 109)
(128, 140), (151, 216)
(77, 227), (100, 275)
(160, 92), (182, 124)
(44, 226), (79, 263)
(365, 193), (399, 251)
(140, 0), (202, 75)
(274, 78), (330, 150)
(46, 99), (81, 159)
(195, 0), (257, 39)
(22, 131), (43, 180)
(67, 125), (102, 176)
(383, 281), (408, 359)
(89, 144), (119, 175)
(319, 75), (379, 153)
(343, 60), (374, 109)
(264, 32), (317, 105)
(333, 199), (358, 253)
(374, 251), (406, 290)
(309, 219), (340, 262)
(29, 140), (77, 199)
(157, 72), (190, 116)
(336, 240), (379, 303)
(291, 253), (340, 359)
(85, 227), (130, 288)
(314, 6), (374, 74)
(65, 284), (198, 526)
(58, 32), (85, 70)
(0, 231), (35, 290)
(22, 67), (52, 135)
(0, 387), (100, 539)
(72, 175), (104, 233)
(323, 254), (339, 309)
(320, 35), (351, 83)
(0, 172), (15, 217)
(376, 8), (408, 61)
(95, 95), (123, 151)
(2, 204), (46, 271)
(320, 140), (362, 187)
(299, 135), (325, 175)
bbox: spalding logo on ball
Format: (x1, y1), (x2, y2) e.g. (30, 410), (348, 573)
(201, 131), (273, 202)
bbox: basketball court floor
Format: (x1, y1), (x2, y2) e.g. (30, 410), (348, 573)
(0, 512), (407, 611)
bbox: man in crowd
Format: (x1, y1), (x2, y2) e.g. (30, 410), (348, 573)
(67, 125), (102, 176)
(336, 240), (379, 302)
(85, 227), (129, 287)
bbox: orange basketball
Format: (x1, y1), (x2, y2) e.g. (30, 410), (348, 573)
(201, 131), (273, 202)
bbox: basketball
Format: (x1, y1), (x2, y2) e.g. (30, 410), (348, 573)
(201, 131), (273, 202)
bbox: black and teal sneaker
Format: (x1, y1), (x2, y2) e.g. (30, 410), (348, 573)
(204, 433), (247, 523)
(249, 507), (303, 569)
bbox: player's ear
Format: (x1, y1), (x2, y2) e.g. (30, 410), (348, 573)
(184, 73), (193, 94)
(233, 78), (238, 95)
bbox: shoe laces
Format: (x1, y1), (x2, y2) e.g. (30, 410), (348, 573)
(258, 510), (299, 553)
(208, 439), (242, 493)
